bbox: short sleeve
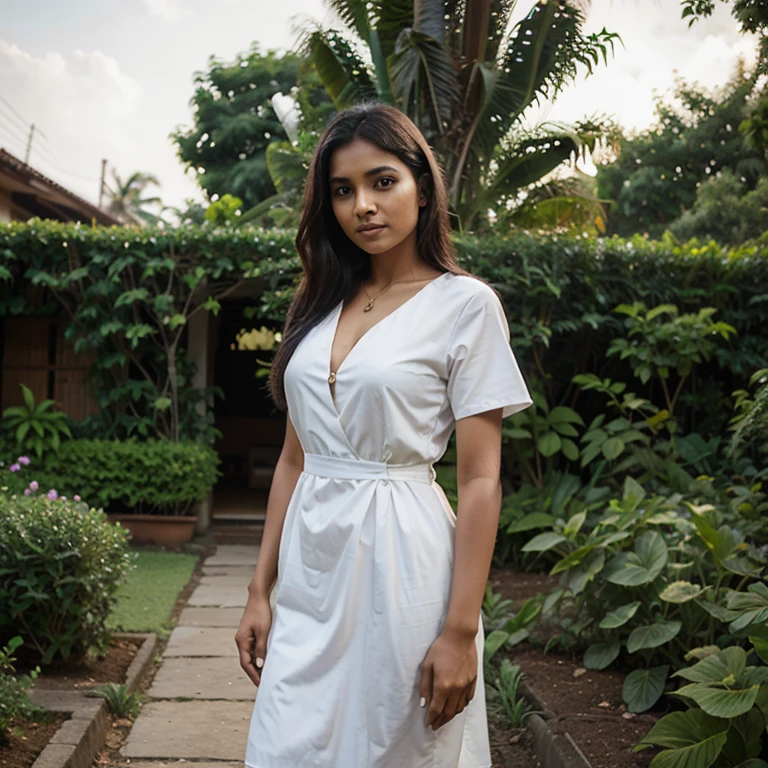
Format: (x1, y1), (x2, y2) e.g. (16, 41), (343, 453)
(446, 286), (533, 420)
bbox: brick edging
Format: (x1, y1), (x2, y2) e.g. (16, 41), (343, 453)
(30, 632), (157, 768)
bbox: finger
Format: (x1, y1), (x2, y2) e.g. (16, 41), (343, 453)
(253, 632), (268, 676)
(235, 633), (260, 687)
(454, 688), (469, 716)
(419, 662), (433, 713)
(433, 690), (461, 730)
(467, 676), (477, 703)
(426, 685), (447, 729)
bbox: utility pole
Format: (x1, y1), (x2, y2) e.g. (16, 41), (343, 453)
(24, 123), (35, 165)
(99, 159), (108, 208)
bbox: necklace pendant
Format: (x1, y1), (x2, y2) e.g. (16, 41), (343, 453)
(363, 300), (375, 312)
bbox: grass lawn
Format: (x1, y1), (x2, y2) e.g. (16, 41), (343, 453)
(107, 550), (198, 634)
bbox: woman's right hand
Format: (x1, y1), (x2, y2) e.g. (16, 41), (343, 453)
(234, 593), (273, 686)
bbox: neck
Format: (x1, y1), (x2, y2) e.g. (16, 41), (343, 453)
(366, 231), (426, 286)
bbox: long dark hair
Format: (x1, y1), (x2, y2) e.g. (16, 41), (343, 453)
(268, 102), (470, 411)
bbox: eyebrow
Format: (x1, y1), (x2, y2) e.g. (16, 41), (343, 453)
(329, 166), (400, 184)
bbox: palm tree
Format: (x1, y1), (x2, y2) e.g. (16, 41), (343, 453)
(300, 0), (620, 229)
(104, 170), (164, 226)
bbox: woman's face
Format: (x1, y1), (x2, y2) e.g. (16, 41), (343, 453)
(328, 137), (427, 256)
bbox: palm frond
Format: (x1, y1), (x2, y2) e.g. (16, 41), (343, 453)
(326, 0), (373, 44)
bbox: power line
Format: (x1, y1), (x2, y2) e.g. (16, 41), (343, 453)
(0, 95), (31, 134)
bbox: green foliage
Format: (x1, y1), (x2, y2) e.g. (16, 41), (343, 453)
(597, 65), (766, 239)
(0, 494), (135, 664)
(608, 302), (736, 417)
(90, 683), (144, 719)
(301, 0), (621, 229)
(636, 645), (768, 767)
(493, 660), (538, 728)
(483, 595), (542, 681)
(171, 43), (303, 210)
(0, 439), (219, 516)
(0, 636), (42, 745)
(204, 194), (244, 226)
(2, 384), (73, 458)
(529, 477), (765, 712)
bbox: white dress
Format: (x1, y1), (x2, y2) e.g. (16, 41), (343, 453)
(245, 272), (532, 768)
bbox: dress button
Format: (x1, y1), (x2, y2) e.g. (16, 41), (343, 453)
(328, 371), (336, 384)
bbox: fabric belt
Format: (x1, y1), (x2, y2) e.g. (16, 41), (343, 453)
(303, 453), (436, 485)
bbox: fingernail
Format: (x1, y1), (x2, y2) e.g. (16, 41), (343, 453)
(256, 657), (264, 668)
(419, 696), (426, 708)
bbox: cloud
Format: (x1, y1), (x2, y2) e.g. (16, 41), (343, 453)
(141, 0), (189, 21)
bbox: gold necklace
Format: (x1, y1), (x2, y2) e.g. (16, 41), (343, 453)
(360, 276), (435, 312)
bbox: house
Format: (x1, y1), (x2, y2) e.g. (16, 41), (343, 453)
(0, 148), (119, 225)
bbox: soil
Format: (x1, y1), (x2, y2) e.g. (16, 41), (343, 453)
(490, 565), (662, 768)
(0, 713), (69, 768)
(19, 637), (143, 690)
(488, 707), (542, 768)
(488, 566), (558, 605)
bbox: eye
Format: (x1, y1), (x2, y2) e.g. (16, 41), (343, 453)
(333, 186), (351, 197)
(376, 177), (396, 188)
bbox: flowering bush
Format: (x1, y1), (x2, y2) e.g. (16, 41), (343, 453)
(0, 493), (135, 664)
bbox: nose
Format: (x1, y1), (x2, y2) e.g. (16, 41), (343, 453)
(353, 189), (376, 218)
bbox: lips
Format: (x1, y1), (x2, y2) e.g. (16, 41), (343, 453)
(357, 224), (385, 233)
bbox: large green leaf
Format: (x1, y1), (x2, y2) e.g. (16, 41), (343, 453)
(506, 512), (554, 534)
(673, 647), (747, 685)
(623, 665), (669, 713)
(584, 641), (621, 670)
(303, 30), (377, 108)
(675, 682), (761, 719)
(636, 708), (728, 768)
(599, 601), (641, 629)
(521, 532), (566, 552)
(603, 531), (668, 586)
(660, 581), (709, 604)
(627, 621), (682, 653)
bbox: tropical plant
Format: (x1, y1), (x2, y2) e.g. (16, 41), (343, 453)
(527, 477), (765, 712)
(607, 302), (737, 419)
(2, 384), (72, 458)
(301, 0), (621, 229)
(90, 683), (144, 719)
(104, 170), (164, 226)
(493, 660), (539, 727)
(484, 596), (542, 681)
(635, 643), (768, 767)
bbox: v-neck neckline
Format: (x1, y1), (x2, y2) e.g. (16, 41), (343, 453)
(328, 271), (451, 382)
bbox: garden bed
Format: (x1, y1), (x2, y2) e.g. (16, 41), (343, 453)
(0, 712), (69, 768)
(490, 566), (661, 768)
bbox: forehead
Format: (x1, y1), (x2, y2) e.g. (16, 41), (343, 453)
(328, 138), (407, 178)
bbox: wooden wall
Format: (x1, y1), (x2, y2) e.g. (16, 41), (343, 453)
(2, 317), (99, 421)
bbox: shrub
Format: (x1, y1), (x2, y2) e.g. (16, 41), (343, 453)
(0, 636), (42, 745)
(0, 494), (135, 663)
(0, 439), (219, 516)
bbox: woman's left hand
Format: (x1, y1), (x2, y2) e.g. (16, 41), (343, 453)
(419, 626), (478, 730)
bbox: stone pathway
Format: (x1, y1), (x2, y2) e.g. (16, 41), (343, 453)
(120, 545), (259, 767)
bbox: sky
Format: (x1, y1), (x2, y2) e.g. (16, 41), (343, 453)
(0, 0), (757, 212)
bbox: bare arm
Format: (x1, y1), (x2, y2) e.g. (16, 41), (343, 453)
(421, 407), (503, 729)
(235, 410), (304, 686)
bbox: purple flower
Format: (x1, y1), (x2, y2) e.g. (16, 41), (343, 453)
(74, 495), (81, 502)
(9, 463), (20, 473)
(29, 481), (39, 492)
(18, 456), (30, 465)
(23, 488), (31, 496)
(47, 489), (58, 501)
(61, 496), (67, 501)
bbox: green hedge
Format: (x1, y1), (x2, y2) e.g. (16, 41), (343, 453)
(0, 221), (766, 445)
(0, 439), (220, 516)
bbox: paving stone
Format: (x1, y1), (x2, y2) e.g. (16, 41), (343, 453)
(124, 763), (243, 768)
(201, 565), (255, 579)
(30, 743), (76, 768)
(164, 626), (238, 657)
(148, 656), (257, 700)
(197, 575), (252, 588)
(122, 700), (253, 760)
(186, 583), (247, 608)
(177, 606), (245, 627)
(204, 545), (260, 567)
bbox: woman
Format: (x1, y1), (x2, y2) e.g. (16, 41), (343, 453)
(236, 102), (532, 768)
